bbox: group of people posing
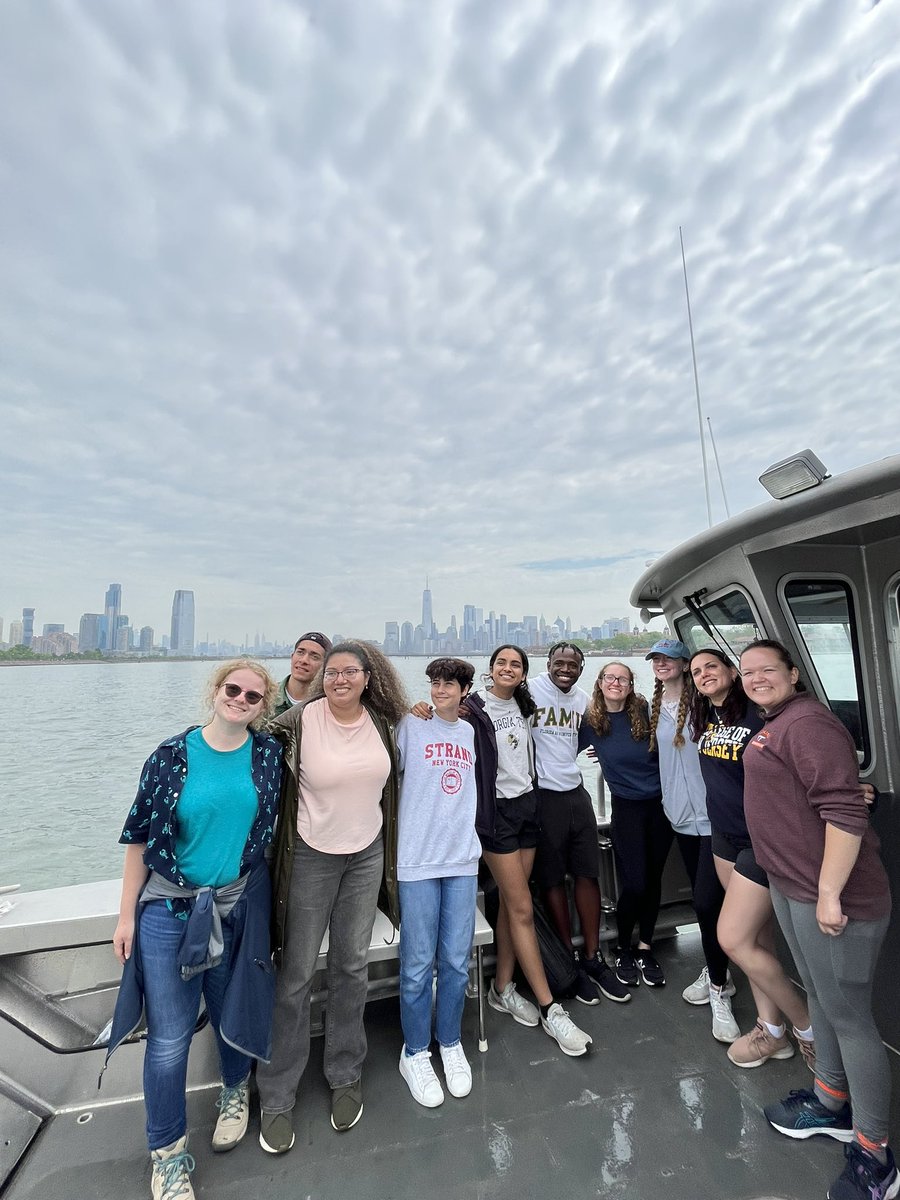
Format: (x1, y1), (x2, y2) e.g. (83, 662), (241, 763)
(106, 632), (895, 1200)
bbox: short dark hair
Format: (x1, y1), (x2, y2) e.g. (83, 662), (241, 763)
(426, 657), (475, 689)
(548, 641), (585, 664)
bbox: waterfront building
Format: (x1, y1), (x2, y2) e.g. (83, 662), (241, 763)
(421, 580), (435, 640)
(9, 620), (23, 647)
(22, 608), (34, 648)
(114, 625), (131, 653)
(31, 631), (78, 656)
(170, 590), (195, 655)
(0, 618), (3, 644)
(383, 621), (400, 655)
(78, 614), (103, 652)
(42, 623), (64, 635)
(139, 626), (153, 653)
(102, 584), (121, 652)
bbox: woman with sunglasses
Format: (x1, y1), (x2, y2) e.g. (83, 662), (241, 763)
(258, 640), (408, 1151)
(739, 639), (894, 1200)
(108, 660), (282, 1200)
(579, 663), (672, 988)
(688, 647), (815, 1070)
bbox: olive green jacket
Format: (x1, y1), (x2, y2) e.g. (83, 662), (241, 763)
(268, 697), (400, 966)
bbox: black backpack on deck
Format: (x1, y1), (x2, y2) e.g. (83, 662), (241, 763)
(530, 896), (578, 999)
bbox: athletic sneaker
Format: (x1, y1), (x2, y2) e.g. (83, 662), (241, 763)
(399, 1047), (444, 1108)
(580, 953), (632, 1003)
(828, 1143), (899, 1200)
(488, 980), (539, 1027)
(614, 947), (641, 988)
(541, 1003), (592, 1057)
(682, 965), (736, 1005)
(709, 983), (740, 1043)
(574, 968), (601, 1006)
(439, 1042), (472, 1098)
(259, 1110), (295, 1155)
(727, 1021), (795, 1068)
(763, 1088), (854, 1142)
(793, 1029), (817, 1074)
(330, 1080), (364, 1131)
(634, 949), (666, 987)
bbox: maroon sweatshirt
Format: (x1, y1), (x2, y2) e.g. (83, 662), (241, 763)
(743, 693), (890, 920)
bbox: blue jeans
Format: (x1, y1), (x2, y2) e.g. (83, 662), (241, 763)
(256, 835), (384, 1113)
(399, 876), (477, 1054)
(140, 900), (249, 1150)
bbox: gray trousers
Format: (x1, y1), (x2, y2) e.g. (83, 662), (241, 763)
(256, 834), (384, 1114)
(771, 886), (891, 1141)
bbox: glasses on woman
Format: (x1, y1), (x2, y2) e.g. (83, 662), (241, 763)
(221, 683), (265, 705)
(323, 667), (365, 681)
(601, 674), (630, 685)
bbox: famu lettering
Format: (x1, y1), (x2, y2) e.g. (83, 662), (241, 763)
(532, 707), (581, 730)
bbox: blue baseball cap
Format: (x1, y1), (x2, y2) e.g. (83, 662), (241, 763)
(645, 638), (689, 661)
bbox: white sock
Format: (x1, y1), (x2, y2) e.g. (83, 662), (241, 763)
(762, 1021), (785, 1039)
(793, 1025), (814, 1041)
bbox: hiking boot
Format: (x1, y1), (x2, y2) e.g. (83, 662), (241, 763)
(828, 1143), (898, 1200)
(211, 1077), (249, 1152)
(793, 1029), (817, 1074)
(709, 982), (740, 1042)
(331, 1080), (364, 1131)
(488, 980), (539, 1027)
(258, 1109), (295, 1154)
(399, 1047), (444, 1108)
(634, 948), (666, 988)
(764, 1088), (854, 1142)
(574, 968), (601, 1006)
(727, 1021), (795, 1068)
(614, 947), (641, 988)
(439, 1042), (472, 1098)
(682, 966), (736, 1005)
(580, 953), (632, 1003)
(541, 1003), (591, 1057)
(150, 1135), (195, 1200)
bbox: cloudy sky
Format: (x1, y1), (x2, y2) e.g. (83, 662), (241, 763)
(2, 0), (899, 645)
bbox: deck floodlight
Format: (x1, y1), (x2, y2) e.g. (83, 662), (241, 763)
(759, 450), (829, 500)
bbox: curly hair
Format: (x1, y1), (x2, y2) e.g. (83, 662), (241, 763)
(687, 648), (746, 741)
(547, 641), (585, 665)
(204, 658), (278, 730)
(487, 644), (536, 719)
(309, 640), (410, 725)
(648, 672), (695, 751)
(426, 657), (475, 691)
(585, 663), (650, 740)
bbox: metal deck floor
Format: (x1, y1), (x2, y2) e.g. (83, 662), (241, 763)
(7, 930), (899, 1200)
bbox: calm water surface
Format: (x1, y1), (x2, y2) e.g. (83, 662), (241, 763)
(1, 655), (656, 891)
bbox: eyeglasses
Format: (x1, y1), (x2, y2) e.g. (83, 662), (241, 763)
(601, 674), (631, 686)
(323, 667), (365, 681)
(221, 682), (265, 705)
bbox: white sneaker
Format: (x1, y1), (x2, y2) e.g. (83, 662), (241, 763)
(488, 981), (539, 1027)
(541, 1003), (592, 1057)
(682, 966), (736, 1005)
(709, 984), (741, 1043)
(151, 1135), (195, 1200)
(439, 1042), (472, 1098)
(211, 1078), (249, 1152)
(399, 1047), (444, 1108)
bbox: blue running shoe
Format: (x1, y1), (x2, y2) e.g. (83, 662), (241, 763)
(764, 1089), (853, 1142)
(828, 1143), (899, 1200)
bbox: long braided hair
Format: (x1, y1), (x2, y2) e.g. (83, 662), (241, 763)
(585, 663), (650, 740)
(648, 667), (695, 751)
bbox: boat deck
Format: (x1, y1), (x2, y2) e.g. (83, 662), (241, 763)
(6, 928), (899, 1200)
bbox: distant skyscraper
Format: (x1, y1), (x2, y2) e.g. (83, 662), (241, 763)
(43, 623), (64, 635)
(79, 613), (103, 652)
(9, 620), (23, 647)
(383, 621), (400, 655)
(139, 626), (154, 652)
(22, 607), (34, 648)
(0, 618), (4, 644)
(103, 584), (122, 651)
(421, 580), (435, 640)
(170, 590), (195, 655)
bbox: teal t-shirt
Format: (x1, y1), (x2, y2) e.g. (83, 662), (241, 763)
(174, 727), (258, 887)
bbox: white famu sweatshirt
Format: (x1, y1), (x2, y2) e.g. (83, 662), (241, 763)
(395, 714), (481, 882)
(528, 672), (588, 791)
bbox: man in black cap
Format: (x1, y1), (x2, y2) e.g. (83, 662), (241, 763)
(274, 632), (333, 715)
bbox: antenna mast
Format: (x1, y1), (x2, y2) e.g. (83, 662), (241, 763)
(679, 226), (713, 528)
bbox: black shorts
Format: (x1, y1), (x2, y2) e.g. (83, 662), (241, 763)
(534, 784), (600, 889)
(711, 828), (769, 889)
(480, 789), (541, 855)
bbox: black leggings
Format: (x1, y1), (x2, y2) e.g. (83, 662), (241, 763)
(610, 794), (673, 948)
(674, 832), (729, 987)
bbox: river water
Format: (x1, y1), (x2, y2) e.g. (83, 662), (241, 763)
(0, 655), (657, 892)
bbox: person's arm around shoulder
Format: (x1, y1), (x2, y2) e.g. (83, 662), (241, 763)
(113, 843), (150, 965)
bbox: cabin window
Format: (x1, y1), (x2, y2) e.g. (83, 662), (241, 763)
(675, 588), (760, 656)
(782, 578), (870, 765)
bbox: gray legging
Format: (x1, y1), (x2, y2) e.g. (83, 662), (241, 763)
(770, 886), (891, 1142)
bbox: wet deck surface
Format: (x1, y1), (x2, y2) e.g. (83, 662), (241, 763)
(8, 929), (899, 1200)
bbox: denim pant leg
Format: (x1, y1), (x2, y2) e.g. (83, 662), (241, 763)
(201, 918), (251, 1089)
(323, 834), (384, 1087)
(140, 901), (204, 1150)
(256, 841), (350, 1114)
(399, 879), (441, 1054)
(435, 875), (478, 1049)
